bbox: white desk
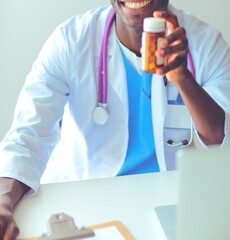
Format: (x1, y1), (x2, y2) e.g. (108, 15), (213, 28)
(13, 171), (178, 240)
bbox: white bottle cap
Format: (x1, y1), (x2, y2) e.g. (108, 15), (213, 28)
(143, 17), (165, 33)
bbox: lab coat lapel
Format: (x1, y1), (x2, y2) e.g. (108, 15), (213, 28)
(151, 74), (167, 171)
(106, 22), (129, 113)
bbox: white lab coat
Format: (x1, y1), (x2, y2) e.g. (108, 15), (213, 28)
(0, 4), (230, 195)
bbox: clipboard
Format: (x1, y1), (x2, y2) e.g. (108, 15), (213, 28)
(89, 220), (134, 240)
(20, 213), (134, 240)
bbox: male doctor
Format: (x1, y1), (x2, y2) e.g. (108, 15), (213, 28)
(1, 0), (230, 239)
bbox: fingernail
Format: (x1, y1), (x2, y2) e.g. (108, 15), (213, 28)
(155, 11), (162, 16)
(161, 39), (168, 47)
(159, 49), (165, 57)
(157, 68), (164, 75)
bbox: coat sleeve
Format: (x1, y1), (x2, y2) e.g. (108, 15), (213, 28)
(196, 31), (230, 147)
(0, 25), (70, 196)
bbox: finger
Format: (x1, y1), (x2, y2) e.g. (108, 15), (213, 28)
(154, 11), (179, 30)
(165, 27), (187, 46)
(0, 219), (6, 237)
(156, 55), (186, 75)
(158, 28), (187, 50)
(156, 41), (188, 58)
(3, 222), (19, 240)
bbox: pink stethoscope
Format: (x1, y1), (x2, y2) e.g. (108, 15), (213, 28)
(92, 11), (195, 147)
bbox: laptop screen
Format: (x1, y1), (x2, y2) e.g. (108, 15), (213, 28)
(177, 146), (230, 240)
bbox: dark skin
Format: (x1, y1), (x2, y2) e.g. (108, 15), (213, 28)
(111, 0), (225, 144)
(111, 0), (168, 55)
(0, 178), (29, 240)
(0, 0), (225, 239)
(154, 10), (225, 144)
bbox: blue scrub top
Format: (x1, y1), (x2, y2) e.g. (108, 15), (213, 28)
(117, 49), (159, 176)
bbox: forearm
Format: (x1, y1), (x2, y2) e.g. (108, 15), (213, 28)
(0, 177), (30, 210)
(175, 71), (225, 145)
(0, 178), (29, 239)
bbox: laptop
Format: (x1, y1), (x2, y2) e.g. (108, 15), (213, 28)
(155, 146), (230, 240)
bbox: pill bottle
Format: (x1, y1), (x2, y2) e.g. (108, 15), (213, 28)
(142, 18), (165, 73)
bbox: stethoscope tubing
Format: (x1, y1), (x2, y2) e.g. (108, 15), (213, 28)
(99, 11), (116, 104)
(187, 47), (195, 78)
(98, 11), (195, 104)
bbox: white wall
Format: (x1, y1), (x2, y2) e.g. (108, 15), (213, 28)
(0, 0), (229, 140)
(170, 0), (229, 44)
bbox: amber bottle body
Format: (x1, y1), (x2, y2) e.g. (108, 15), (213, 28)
(142, 31), (165, 74)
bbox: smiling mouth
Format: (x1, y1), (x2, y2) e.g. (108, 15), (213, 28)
(122, 0), (153, 10)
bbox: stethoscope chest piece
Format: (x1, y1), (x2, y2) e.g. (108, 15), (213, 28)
(93, 106), (109, 125)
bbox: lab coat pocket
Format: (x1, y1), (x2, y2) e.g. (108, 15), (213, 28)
(164, 102), (193, 147)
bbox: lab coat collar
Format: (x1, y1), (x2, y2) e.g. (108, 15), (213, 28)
(94, 4), (181, 57)
(168, 3), (183, 26)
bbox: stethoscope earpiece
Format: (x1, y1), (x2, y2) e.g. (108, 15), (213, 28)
(166, 119), (194, 147)
(182, 140), (189, 146)
(166, 139), (189, 147)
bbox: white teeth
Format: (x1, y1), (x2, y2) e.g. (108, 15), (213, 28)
(124, 0), (152, 9)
